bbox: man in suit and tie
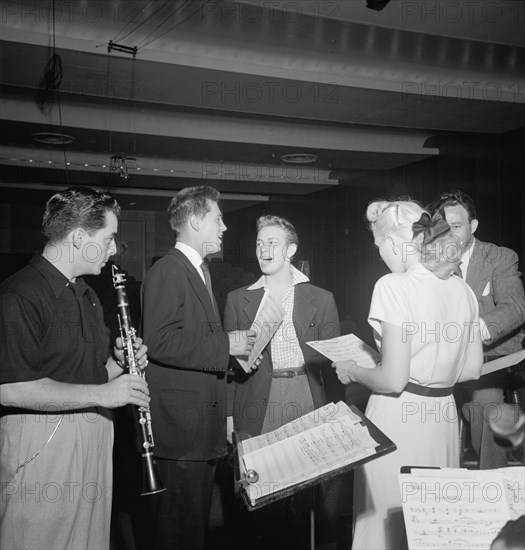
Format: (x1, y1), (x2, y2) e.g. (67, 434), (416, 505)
(141, 186), (256, 550)
(429, 190), (525, 469)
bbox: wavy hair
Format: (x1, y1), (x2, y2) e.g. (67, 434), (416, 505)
(42, 186), (120, 244)
(366, 199), (461, 279)
(427, 190), (477, 221)
(167, 186), (220, 235)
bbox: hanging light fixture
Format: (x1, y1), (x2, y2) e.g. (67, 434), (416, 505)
(31, 132), (75, 145)
(110, 154), (136, 180)
(280, 153), (318, 165)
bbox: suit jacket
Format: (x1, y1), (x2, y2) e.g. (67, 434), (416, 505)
(141, 248), (230, 460)
(466, 239), (525, 356)
(224, 282), (340, 437)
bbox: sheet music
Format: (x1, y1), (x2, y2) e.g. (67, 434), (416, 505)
(399, 467), (525, 550)
(236, 291), (285, 372)
(498, 466), (525, 519)
(306, 333), (380, 368)
(481, 349), (525, 376)
(241, 401), (362, 454)
(243, 414), (378, 503)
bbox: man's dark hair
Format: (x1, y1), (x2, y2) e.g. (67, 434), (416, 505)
(42, 186), (120, 244)
(167, 186), (220, 236)
(428, 190), (477, 221)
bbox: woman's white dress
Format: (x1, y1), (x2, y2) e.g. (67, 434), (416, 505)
(351, 264), (481, 550)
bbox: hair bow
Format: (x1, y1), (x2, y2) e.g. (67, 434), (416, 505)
(412, 209), (450, 245)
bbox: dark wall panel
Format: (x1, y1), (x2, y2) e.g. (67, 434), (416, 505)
(224, 128), (525, 348)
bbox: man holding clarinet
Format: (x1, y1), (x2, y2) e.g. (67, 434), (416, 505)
(0, 187), (149, 550)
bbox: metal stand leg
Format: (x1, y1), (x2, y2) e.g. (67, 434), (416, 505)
(310, 487), (315, 550)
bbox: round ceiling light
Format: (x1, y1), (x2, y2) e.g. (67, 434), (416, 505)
(280, 153), (318, 164)
(31, 132), (75, 145)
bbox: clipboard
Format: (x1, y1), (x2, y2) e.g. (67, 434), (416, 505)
(235, 404), (396, 511)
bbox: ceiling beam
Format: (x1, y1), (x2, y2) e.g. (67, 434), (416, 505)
(0, 146), (337, 185)
(1, 96), (440, 156)
(0, 181), (269, 202)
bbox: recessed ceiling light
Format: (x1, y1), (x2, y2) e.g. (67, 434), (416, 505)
(280, 153), (318, 164)
(31, 132), (75, 145)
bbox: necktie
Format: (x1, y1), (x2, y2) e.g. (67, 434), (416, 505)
(201, 262), (217, 316)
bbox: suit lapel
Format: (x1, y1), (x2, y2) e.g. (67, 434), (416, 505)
(242, 288), (273, 359)
(240, 284), (316, 351)
(466, 240), (490, 298)
(242, 288), (264, 326)
(171, 248), (219, 323)
(293, 284), (317, 344)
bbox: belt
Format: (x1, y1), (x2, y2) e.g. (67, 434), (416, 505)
(272, 366), (307, 379)
(404, 382), (454, 397)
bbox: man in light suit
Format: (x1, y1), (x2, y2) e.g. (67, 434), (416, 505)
(430, 190), (525, 469)
(223, 215), (341, 549)
(141, 186), (255, 550)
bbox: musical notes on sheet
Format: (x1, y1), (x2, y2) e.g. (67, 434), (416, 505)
(241, 402), (379, 504)
(399, 467), (525, 550)
(306, 333), (380, 367)
(241, 401), (362, 454)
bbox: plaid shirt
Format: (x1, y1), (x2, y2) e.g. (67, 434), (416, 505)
(247, 265), (309, 370)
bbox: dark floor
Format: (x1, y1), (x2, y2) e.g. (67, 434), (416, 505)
(109, 453), (352, 550)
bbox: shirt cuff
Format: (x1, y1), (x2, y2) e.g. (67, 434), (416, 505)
(479, 317), (491, 342)
(113, 354), (127, 370)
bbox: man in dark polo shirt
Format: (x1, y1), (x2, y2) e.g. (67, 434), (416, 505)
(0, 187), (150, 550)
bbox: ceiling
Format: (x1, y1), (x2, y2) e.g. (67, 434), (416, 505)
(1, 0), (524, 211)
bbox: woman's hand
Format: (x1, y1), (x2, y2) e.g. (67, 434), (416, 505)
(332, 359), (359, 385)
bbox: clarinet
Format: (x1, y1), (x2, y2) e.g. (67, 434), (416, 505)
(111, 265), (166, 496)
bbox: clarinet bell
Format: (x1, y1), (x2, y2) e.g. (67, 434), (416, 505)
(141, 451), (167, 496)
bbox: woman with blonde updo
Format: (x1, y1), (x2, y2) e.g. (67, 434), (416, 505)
(333, 199), (484, 550)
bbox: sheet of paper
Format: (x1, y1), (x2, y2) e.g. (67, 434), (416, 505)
(407, 467), (525, 519)
(399, 467), (525, 550)
(497, 466), (525, 519)
(306, 333), (380, 368)
(243, 415), (378, 504)
(241, 401), (361, 454)
(236, 292), (285, 372)
(481, 349), (525, 376)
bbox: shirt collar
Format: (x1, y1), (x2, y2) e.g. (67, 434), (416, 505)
(175, 241), (204, 271)
(247, 264), (309, 290)
(30, 253), (72, 298)
(461, 237), (476, 271)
